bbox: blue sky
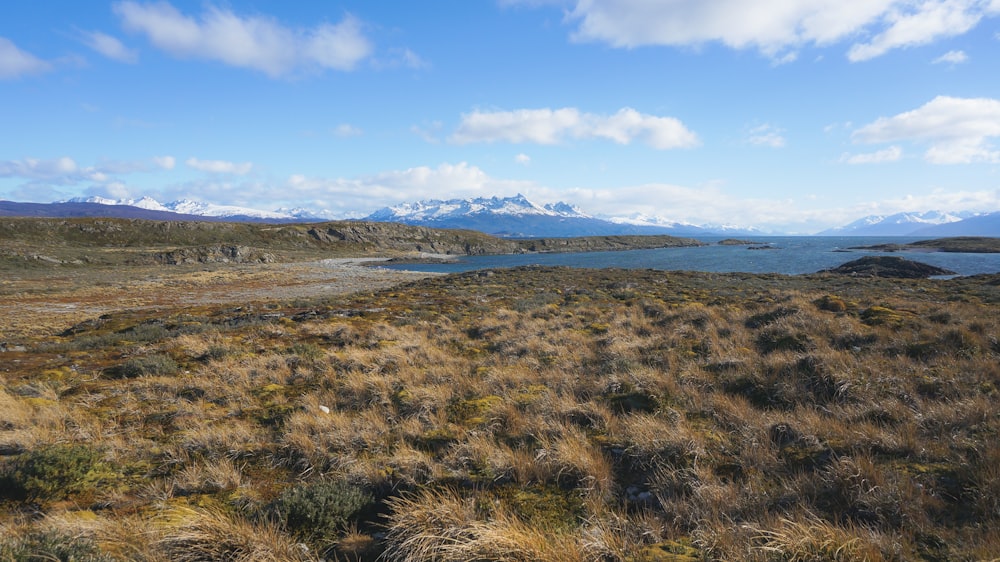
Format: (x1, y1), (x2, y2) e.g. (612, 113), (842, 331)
(2, 0), (999, 232)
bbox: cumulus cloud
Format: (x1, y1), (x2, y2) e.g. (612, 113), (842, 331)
(840, 145), (903, 164)
(114, 1), (373, 76)
(81, 31), (138, 63)
(186, 158), (253, 174)
(746, 124), (786, 148)
(153, 155), (176, 169)
(852, 95), (1000, 163)
(451, 107), (699, 149)
(515, 153), (532, 165)
(0, 37), (51, 78)
(932, 49), (968, 64)
(532, 0), (1000, 62)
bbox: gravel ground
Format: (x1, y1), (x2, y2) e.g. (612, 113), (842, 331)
(0, 259), (441, 341)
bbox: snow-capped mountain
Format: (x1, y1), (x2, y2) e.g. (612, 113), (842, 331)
(366, 194), (589, 222)
(364, 194), (712, 237)
(606, 213), (765, 236)
(64, 196), (338, 221)
(818, 211), (974, 236)
(911, 211), (1000, 237)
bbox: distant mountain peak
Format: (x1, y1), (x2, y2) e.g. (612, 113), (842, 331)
(366, 194), (590, 223)
(818, 210), (976, 236)
(363, 194), (716, 237)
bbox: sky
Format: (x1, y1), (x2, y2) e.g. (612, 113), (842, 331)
(2, 0), (1000, 233)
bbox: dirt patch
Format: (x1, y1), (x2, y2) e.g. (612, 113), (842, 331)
(0, 260), (438, 341)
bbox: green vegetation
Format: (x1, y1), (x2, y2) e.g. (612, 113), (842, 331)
(1, 443), (113, 502)
(2, 258), (1000, 560)
(266, 479), (374, 553)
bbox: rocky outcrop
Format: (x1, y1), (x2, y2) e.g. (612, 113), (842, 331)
(153, 245), (276, 265)
(821, 256), (956, 278)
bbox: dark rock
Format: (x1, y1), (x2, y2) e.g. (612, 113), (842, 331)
(821, 256), (956, 278)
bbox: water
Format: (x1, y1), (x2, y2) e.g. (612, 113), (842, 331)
(381, 237), (1000, 277)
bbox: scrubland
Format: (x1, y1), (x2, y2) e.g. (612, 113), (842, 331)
(2, 265), (999, 561)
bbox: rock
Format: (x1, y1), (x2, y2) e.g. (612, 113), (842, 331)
(153, 245), (276, 265)
(821, 256), (956, 278)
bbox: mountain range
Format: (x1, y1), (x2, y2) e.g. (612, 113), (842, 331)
(0, 195), (997, 237)
(816, 210), (1000, 237)
(363, 194), (742, 237)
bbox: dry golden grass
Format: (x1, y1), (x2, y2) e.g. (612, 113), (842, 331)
(2, 265), (999, 560)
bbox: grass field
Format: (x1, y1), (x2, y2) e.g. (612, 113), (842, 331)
(2, 258), (999, 560)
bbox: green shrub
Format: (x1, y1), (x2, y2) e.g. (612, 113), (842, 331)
(117, 353), (179, 378)
(267, 479), (374, 548)
(0, 529), (113, 562)
(2, 444), (109, 502)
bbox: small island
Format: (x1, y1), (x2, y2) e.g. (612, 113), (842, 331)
(717, 238), (761, 245)
(849, 236), (1000, 253)
(820, 256), (957, 278)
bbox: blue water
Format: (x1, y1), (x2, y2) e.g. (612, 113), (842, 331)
(382, 237), (1000, 277)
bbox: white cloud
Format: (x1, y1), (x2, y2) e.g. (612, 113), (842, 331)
(114, 1), (373, 76)
(0, 155), (183, 188)
(852, 96), (1000, 163)
(269, 163), (538, 215)
(544, 0), (1000, 62)
(153, 155), (176, 169)
(186, 158), (253, 175)
(303, 18), (372, 71)
(515, 153), (532, 165)
(840, 145), (903, 164)
(847, 1), (989, 61)
(82, 31), (138, 63)
(746, 124), (786, 148)
(847, 188), (1000, 216)
(333, 124), (363, 137)
(451, 107), (699, 149)
(0, 157), (79, 180)
(0, 37), (51, 79)
(932, 49), (968, 63)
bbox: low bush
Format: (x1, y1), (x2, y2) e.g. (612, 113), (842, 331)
(267, 478), (374, 550)
(1, 443), (110, 502)
(116, 353), (179, 378)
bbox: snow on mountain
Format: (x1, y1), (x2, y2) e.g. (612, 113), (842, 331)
(603, 213), (771, 235)
(63, 196), (340, 221)
(163, 199), (287, 219)
(818, 210), (972, 236)
(66, 195), (170, 212)
(364, 194), (717, 237)
(605, 212), (700, 230)
(274, 207), (342, 221)
(544, 202), (590, 218)
(367, 194), (587, 223)
(910, 211), (1000, 237)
